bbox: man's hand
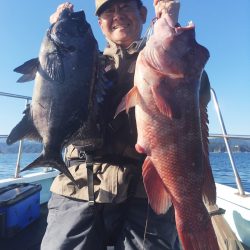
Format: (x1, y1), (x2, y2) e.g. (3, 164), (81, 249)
(50, 2), (74, 24)
(154, 0), (180, 27)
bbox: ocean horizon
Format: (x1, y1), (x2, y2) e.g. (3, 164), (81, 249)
(0, 152), (250, 193)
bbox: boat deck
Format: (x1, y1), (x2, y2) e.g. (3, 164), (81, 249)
(0, 203), (116, 250)
(0, 203), (48, 250)
(0, 203), (250, 249)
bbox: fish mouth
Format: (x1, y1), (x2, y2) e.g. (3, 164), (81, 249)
(175, 21), (195, 34)
(58, 9), (85, 22)
(70, 10), (85, 21)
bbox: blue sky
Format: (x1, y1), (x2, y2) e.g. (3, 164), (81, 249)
(0, 1), (249, 136)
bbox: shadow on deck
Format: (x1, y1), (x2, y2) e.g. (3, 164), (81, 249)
(0, 203), (48, 250)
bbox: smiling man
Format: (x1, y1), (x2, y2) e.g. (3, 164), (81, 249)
(97, 1), (147, 47)
(41, 1), (184, 249)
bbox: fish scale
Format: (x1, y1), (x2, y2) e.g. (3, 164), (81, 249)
(120, 11), (220, 250)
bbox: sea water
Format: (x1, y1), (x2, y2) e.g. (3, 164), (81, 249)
(0, 153), (43, 179)
(0, 152), (250, 193)
(210, 152), (250, 193)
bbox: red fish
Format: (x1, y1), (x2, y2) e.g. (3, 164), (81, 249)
(121, 15), (219, 250)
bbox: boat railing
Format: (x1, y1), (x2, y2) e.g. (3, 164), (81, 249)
(0, 92), (31, 178)
(210, 88), (249, 196)
(0, 90), (249, 196)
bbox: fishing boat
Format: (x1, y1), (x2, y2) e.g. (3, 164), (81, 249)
(0, 90), (249, 250)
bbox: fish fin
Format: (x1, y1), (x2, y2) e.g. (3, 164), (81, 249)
(135, 143), (146, 154)
(125, 86), (140, 113)
(114, 96), (126, 118)
(14, 58), (39, 74)
(142, 156), (172, 215)
(14, 58), (39, 82)
(16, 73), (37, 83)
(115, 86), (140, 118)
(200, 102), (216, 204)
(21, 153), (79, 188)
(199, 71), (211, 105)
(6, 106), (42, 145)
(151, 81), (181, 119)
(43, 52), (65, 83)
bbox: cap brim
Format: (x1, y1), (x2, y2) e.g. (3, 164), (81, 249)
(95, 0), (117, 16)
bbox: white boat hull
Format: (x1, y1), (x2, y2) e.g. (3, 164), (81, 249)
(216, 183), (250, 248)
(0, 170), (58, 204)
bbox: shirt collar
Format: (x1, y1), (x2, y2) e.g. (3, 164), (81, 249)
(104, 38), (145, 56)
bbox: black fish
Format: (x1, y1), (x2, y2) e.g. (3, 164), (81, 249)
(7, 9), (108, 187)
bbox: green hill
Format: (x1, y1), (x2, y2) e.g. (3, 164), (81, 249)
(0, 138), (249, 154)
(0, 138), (42, 154)
(209, 138), (250, 152)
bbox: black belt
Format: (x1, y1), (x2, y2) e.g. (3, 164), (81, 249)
(67, 147), (145, 166)
(68, 156), (144, 166)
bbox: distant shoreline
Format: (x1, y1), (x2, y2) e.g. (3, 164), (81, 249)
(1, 137), (250, 154)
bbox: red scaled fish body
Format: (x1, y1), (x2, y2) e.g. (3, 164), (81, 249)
(124, 15), (219, 250)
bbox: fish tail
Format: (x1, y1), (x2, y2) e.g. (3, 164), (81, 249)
(21, 153), (79, 188)
(178, 220), (219, 250)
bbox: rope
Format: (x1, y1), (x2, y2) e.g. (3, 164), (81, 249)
(142, 200), (151, 250)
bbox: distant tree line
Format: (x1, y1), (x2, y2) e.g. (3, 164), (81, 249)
(208, 138), (250, 153)
(0, 139), (42, 154)
(0, 138), (250, 154)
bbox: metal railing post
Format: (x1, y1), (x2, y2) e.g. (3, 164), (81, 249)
(14, 98), (30, 178)
(210, 88), (245, 196)
(14, 140), (23, 178)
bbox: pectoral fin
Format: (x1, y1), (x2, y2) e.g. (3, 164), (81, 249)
(142, 156), (172, 215)
(125, 86), (140, 112)
(14, 58), (39, 82)
(6, 106), (41, 145)
(115, 86), (140, 117)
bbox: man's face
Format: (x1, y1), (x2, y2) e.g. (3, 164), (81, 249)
(98, 1), (147, 48)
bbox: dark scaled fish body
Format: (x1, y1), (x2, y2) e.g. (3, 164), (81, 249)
(123, 15), (219, 250)
(6, 9), (103, 186)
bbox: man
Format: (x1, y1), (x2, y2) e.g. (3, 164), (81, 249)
(41, 1), (210, 249)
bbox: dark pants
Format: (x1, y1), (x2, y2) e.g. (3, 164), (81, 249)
(41, 193), (180, 250)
